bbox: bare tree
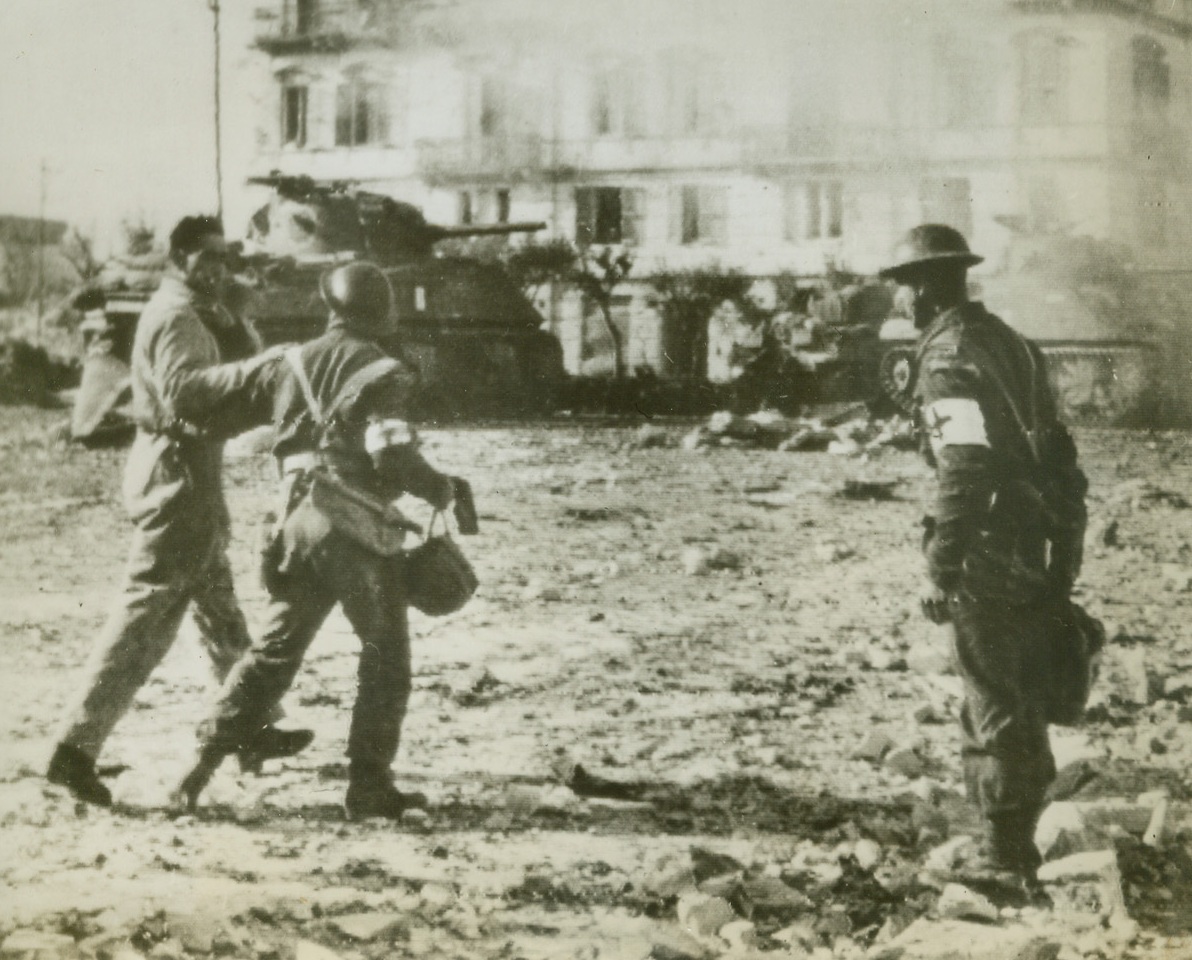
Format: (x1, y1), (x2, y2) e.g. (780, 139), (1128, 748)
(61, 228), (103, 283)
(649, 266), (752, 381)
(573, 247), (633, 380)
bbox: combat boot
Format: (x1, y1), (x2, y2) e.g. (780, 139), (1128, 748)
(344, 761), (428, 821)
(236, 724), (315, 774)
(47, 743), (112, 808)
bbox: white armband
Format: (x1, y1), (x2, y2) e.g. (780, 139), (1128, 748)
(924, 398), (989, 457)
(365, 419), (416, 454)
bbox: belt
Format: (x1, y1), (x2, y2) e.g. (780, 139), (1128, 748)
(279, 452), (319, 475)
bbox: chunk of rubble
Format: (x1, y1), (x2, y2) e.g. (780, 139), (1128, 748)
(1076, 798), (1153, 836)
(676, 892), (737, 938)
(739, 876), (813, 914)
(329, 913), (407, 941)
(884, 746), (926, 779)
(629, 425), (671, 449)
(1034, 802), (1093, 860)
(869, 918), (1042, 960)
(1036, 849), (1117, 883)
(924, 836), (976, 875)
(0, 931), (80, 960)
(296, 943), (343, 960)
(718, 919), (758, 951)
(936, 883), (999, 922)
(853, 839), (883, 871)
(852, 731), (894, 762)
(643, 855), (699, 898)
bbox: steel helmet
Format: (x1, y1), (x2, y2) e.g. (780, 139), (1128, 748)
(879, 224), (984, 283)
(320, 262), (396, 338)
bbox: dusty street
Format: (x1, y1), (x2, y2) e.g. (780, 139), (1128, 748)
(2, 409), (1192, 960)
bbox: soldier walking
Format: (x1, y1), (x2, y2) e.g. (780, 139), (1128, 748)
(880, 225), (1089, 891)
(48, 215), (312, 807)
(177, 262), (456, 820)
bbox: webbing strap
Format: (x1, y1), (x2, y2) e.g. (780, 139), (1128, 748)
(283, 348), (400, 431)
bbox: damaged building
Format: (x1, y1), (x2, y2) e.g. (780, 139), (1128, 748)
(245, 0), (1192, 381)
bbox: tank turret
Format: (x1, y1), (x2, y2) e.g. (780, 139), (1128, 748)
(244, 174), (545, 262)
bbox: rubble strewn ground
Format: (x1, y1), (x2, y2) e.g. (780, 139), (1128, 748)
(2, 409), (1192, 959)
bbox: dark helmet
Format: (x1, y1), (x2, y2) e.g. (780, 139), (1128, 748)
(878, 224), (984, 283)
(320, 262), (395, 337)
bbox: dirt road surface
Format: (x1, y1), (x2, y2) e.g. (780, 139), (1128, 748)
(2, 408), (1192, 959)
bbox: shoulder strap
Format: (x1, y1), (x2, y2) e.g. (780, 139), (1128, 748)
(284, 348), (400, 433)
(979, 328), (1043, 465)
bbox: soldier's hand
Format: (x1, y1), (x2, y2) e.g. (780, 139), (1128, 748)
(920, 582), (953, 624)
(430, 474), (455, 512)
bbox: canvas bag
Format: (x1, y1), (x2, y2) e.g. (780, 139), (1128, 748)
(403, 511), (479, 617)
(284, 348), (419, 556)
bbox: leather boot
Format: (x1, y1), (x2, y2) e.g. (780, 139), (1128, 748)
(236, 725), (315, 774)
(344, 761), (428, 821)
(47, 744), (112, 808)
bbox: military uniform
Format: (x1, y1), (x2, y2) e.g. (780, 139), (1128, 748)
(914, 300), (1087, 871)
(194, 325), (450, 794)
(57, 274), (274, 761)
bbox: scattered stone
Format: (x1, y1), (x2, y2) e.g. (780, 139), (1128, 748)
(718, 919), (757, 951)
(924, 836), (976, 875)
(906, 639), (954, 676)
(1118, 647), (1157, 705)
(706, 548), (742, 571)
(851, 731), (894, 762)
(1163, 672), (1192, 699)
(676, 892), (737, 939)
(689, 847), (745, 882)
(1143, 797), (1169, 847)
(853, 839), (882, 871)
(163, 913), (221, 954)
(1, 931), (80, 960)
(296, 943), (343, 960)
(328, 913), (407, 942)
(1037, 849), (1117, 883)
(644, 856), (699, 898)
(681, 428), (709, 451)
(884, 746), (926, 779)
(1034, 802), (1092, 860)
(873, 918), (1039, 960)
(813, 541), (854, 563)
(936, 883), (999, 922)
(913, 704), (945, 724)
(770, 922), (817, 951)
(419, 883), (456, 913)
(630, 425), (670, 449)
(739, 876), (813, 914)
(1076, 799), (1153, 836)
(682, 548), (710, 576)
(402, 808), (430, 826)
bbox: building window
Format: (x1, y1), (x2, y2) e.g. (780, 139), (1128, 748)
(590, 65), (645, 138)
(478, 77), (506, 138)
(1018, 32), (1070, 125)
(294, 0), (317, 35)
(666, 54), (725, 137)
(1133, 36), (1171, 112)
(281, 85), (308, 147)
(576, 187), (647, 246)
(800, 182), (843, 241)
(671, 186), (728, 245)
(458, 191), (474, 225)
(919, 177), (972, 236)
(496, 189), (511, 224)
(336, 76), (388, 147)
(935, 35), (995, 128)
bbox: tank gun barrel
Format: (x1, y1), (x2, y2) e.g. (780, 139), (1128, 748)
(428, 221), (546, 240)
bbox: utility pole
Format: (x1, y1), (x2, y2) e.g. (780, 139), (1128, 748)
(208, 0), (224, 219)
(36, 159), (47, 342)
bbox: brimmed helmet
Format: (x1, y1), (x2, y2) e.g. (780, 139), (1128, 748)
(879, 224), (983, 283)
(320, 262), (395, 338)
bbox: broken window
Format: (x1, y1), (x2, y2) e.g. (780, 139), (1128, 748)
(496, 189), (511, 225)
(670, 186), (728, 245)
(576, 187), (647, 246)
(336, 76), (388, 147)
(1018, 32), (1070, 125)
(281, 85), (308, 147)
(458, 191), (474, 225)
(294, 0), (317, 35)
(478, 76), (506, 138)
(1133, 36), (1171, 112)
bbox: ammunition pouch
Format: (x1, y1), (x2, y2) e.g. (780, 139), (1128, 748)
(404, 513), (478, 617)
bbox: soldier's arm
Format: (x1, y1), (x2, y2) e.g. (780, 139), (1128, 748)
(150, 311), (278, 424)
(919, 343), (997, 590)
(361, 376), (454, 509)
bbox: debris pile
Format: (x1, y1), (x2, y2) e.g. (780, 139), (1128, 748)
(680, 408), (915, 454)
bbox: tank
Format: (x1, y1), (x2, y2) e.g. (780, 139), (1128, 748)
(69, 176), (565, 440)
(239, 175), (565, 417)
(742, 233), (1160, 424)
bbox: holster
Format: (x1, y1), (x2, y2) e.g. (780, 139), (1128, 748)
(307, 469), (420, 556)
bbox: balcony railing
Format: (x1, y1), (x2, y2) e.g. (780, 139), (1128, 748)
(253, 2), (390, 53)
(417, 137), (556, 185)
